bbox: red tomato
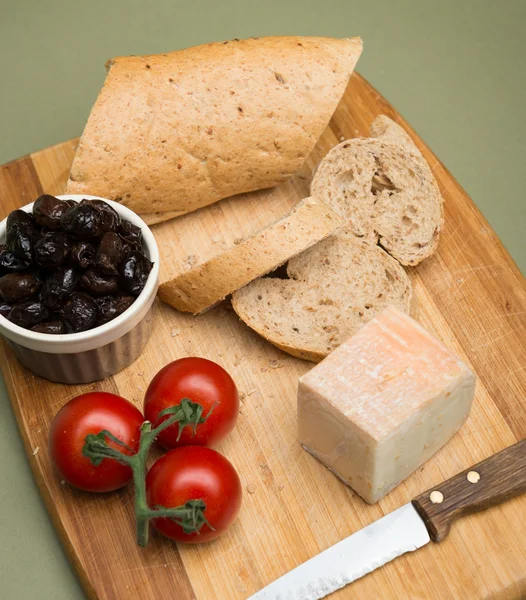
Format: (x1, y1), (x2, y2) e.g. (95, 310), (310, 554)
(144, 357), (239, 449)
(146, 446), (242, 543)
(49, 392), (144, 492)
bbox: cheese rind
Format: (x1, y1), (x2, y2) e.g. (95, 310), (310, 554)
(297, 305), (476, 503)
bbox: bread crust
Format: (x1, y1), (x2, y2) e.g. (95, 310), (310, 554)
(66, 36), (362, 221)
(158, 198), (343, 314)
(232, 229), (413, 361)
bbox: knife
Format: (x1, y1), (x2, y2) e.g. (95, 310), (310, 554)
(248, 439), (526, 600)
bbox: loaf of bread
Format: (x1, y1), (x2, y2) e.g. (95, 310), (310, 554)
(66, 36), (363, 223)
(310, 115), (443, 266)
(232, 228), (413, 362)
(158, 198), (343, 314)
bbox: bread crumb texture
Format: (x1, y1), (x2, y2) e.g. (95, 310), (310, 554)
(232, 227), (412, 362)
(311, 115), (444, 266)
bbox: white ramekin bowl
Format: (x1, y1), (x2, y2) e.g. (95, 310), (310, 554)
(0, 195), (159, 384)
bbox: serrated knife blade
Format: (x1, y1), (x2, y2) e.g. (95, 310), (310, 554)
(248, 503), (429, 600)
(247, 439), (526, 600)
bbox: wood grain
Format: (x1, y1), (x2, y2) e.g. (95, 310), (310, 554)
(413, 439), (526, 542)
(1, 73), (525, 600)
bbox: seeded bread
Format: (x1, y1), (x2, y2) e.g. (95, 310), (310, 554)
(157, 198), (343, 314)
(66, 36), (363, 223)
(310, 116), (443, 266)
(231, 228), (413, 362)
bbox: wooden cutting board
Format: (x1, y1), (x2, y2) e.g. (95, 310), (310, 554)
(1, 73), (525, 600)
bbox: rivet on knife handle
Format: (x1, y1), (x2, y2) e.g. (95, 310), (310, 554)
(412, 439), (526, 542)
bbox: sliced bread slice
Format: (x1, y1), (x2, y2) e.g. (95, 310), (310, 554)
(231, 227), (413, 362)
(157, 197), (343, 314)
(310, 115), (443, 266)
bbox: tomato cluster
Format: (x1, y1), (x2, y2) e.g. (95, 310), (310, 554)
(49, 357), (242, 545)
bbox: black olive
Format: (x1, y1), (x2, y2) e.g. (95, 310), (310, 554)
(81, 199), (120, 233)
(121, 239), (143, 258)
(119, 219), (142, 245)
(31, 320), (67, 334)
(0, 301), (12, 317)
(95, 295), (135, 325)
(70, 240), (96, 269)
(6, 209), (35, 230)
(34, 232), (69, 268)
(33, 195), (70, 229)
(7, 300), (50, 328)
(6, 210), (38, 262)
(60, 203), (104, 240)
(80, 268), (119, 296)
(96, 232), (123, 275)
(61, 292), (98, 332)
(0, 247), (31, 273)
(41, 266), (77, 310)
(2, 197), (148, 333)
(37, 226), (52, 238)
(0, 273), (41, 303)
(119, 251), (153, 296)
(118, 220), (144, 257)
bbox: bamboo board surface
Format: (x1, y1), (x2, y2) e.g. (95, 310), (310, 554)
(0, 73), (525, 600)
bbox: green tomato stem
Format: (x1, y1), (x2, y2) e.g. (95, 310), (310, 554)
(81, 399), (213, 547)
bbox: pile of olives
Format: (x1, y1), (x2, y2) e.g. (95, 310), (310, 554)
(0, 196), (153, 333)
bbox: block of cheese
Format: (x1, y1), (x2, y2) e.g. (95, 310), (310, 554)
(297, 305), (476, 503)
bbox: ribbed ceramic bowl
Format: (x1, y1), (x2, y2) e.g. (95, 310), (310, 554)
(0, 195), (159, 384)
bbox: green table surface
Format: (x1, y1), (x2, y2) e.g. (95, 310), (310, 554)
(0, 1), (525, 599)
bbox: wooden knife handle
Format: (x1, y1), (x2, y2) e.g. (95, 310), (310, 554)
(412, 439), (526, 542)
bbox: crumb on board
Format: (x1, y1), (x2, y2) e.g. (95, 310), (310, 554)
(261, 366), (268, 372)
(269, 359), (286, 369)
(171, 327), (181, 337)
(233, 237), (243, 245)
(239, 392), (246, 402)
(184, 255), (198, 269)
(235, 579), (247, 594)
(246, 483), (256, 494)
(212, 235), (222, 243)
(32, 446), (40, 456)
(246, 389), (257, 396)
